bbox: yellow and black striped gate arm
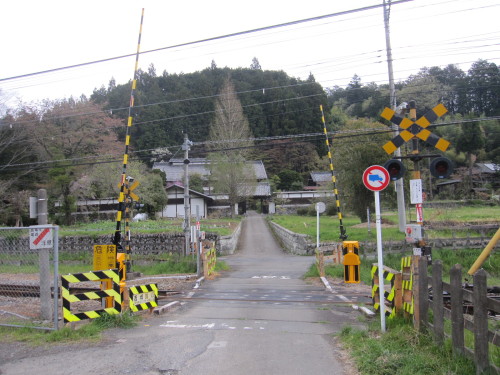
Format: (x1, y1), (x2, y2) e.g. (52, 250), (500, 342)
(113, 9), (145, 255)
(319, 105), (347, 241)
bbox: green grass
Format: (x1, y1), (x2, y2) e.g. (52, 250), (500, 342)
(339, 318), (480, 375)
(214, 260), (230, 272)
(133, 255), (197, 275)
(269, 204), (498, 242)
(0, 311), (139, 345)
(424, 205), (500, 223)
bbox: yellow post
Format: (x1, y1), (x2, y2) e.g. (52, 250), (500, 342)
(467, 227), (500, 275)
(343, 241), (360, 283)
(117, 252), (128, 309)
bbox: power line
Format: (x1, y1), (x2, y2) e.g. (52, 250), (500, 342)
(0, 1), (414, 84)
(2, 115), (497, 172)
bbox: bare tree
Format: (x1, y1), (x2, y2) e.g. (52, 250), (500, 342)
(209, 77), (253, 155)
(209, 77), (255, 216)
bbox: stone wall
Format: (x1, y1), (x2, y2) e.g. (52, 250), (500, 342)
(54, 225), (242, 256)
(267, 220), (492, 256)
(218, 222), (242, 255)
(267, 221), (315, 255)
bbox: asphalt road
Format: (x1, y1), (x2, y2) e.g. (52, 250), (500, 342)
(0, 212), (368, 375)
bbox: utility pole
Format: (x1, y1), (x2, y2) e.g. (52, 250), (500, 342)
(383, 0), (406, 233)
(183, 133), (192, 256)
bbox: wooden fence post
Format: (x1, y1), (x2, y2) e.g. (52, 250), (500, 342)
(450, 264), (464, 355)
(413, 257), (429, 332)
(431, 260), (444, 345)
(473, 269), (489, 374)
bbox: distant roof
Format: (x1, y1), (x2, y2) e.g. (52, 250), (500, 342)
(166, 183), (213, 200)
(153, 158), (268, 181)
(210, 182), (272, 199)
(475, 163), (500, 174)
(436, 179), (462, 186)
(310, 171), (333, 183)
(254, 182), (271, 197)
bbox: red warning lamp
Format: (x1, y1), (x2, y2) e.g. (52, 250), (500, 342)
(430, 157), (453, 179)
(383, 159), (405, 181)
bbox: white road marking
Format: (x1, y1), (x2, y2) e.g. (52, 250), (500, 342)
(251, 276), (291, 279)
(160, 322), (266, 331)
(208, 341), (227, 349)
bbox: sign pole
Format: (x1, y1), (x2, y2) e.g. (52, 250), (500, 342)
(315, 202), (326, 251)
(374, 190), (386, 332)
(362, 165), (390, 333)
(316, 208), (320, 250)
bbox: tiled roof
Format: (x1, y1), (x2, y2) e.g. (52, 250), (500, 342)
(253, 182), (271, 197)
(310, 171), (333, 183)
(153, 158), (268, 181)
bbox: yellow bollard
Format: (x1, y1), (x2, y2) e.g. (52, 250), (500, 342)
(343, 241), (361, 283)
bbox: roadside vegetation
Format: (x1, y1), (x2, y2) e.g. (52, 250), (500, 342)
(0, 311), (139, 345)
(299, 202), (500, 373)
(339, 317), (479, 375)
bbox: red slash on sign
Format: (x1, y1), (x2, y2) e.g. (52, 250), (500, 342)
(29, 226), (53, 250)
(33, 228), (51, 245)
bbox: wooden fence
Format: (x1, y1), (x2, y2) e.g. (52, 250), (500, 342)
(372, 256), (499, 374)
(413, 258), (499, 374)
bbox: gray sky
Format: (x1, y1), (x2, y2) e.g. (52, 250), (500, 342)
(1, 0), (498, 107)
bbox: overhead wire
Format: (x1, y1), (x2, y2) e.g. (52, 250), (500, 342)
(1, 1), (497, 109)
(0, 0), (414, 83)
(3, 0), (496, 97)
(2, 115), (498, 173)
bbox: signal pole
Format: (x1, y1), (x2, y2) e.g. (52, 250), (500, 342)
(383, 0), (406, 233)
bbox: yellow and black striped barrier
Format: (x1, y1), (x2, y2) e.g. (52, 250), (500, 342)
(61, 269), (122, 323)
(401, 256), (415, 315)
(203, 245), (217, 278)
(129, 284), (158, 312)
(371, 265), (398, 318)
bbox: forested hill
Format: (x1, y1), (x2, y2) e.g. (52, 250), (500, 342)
(90, 64), (328, 152)
(89, 59), (500, 164)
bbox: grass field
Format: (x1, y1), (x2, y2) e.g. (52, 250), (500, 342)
(269, 204), (499, 242)
(59, 217), (241, 237)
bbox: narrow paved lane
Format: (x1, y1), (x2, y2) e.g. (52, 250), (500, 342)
(160, 212), (366, 374)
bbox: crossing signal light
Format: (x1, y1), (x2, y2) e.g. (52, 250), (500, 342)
(383, 159), (405, 181)
(430, 157), (453, 179)
(343, 241), (360, 283)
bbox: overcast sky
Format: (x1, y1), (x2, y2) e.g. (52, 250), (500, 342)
(1, 0), (498, 107)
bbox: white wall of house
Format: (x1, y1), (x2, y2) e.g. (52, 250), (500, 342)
(190, 198), (207, 218)
(160, 193), (208, 219)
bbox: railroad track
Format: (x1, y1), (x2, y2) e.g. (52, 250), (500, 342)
(0, 283), (180, 298)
